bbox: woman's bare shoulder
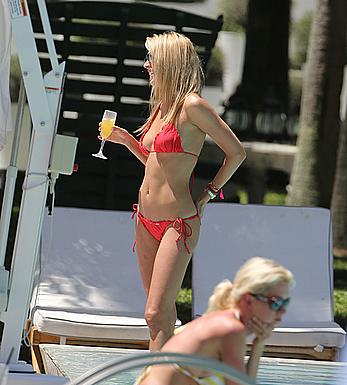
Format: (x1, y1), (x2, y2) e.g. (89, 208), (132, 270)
(184, 93), (211, 111)
(198, 311), (246, 337)
(172, 311), (245, 339)
(183, 93), (218, 130)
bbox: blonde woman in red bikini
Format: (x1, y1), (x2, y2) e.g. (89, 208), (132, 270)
(103, 31), (246, 351)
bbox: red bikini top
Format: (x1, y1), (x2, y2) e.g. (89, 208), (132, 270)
(139, 122), (198, 158)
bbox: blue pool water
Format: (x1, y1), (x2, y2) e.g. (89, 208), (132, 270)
(40, 344), (347, 385)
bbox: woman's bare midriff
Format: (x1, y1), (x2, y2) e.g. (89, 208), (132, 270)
(138, 152), (198, 220)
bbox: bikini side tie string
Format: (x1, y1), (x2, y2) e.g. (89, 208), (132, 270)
(173, 217), (193, 254)
(131, 204), (138, 252)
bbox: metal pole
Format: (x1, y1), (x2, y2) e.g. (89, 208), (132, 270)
(37, 0), (58, 69)
(0, 78), (26, 266)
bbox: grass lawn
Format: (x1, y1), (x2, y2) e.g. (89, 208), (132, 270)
(177, 191), (347, 330)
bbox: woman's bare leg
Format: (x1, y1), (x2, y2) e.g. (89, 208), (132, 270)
(145, 217), (200, 351)
(135, 218), (160, 296)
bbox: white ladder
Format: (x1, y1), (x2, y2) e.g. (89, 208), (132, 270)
(0, 0), (67, 367)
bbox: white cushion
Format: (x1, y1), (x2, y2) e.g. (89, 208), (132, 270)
(193, 203), (346, 350)
(244, 322), (345, 348)
(270, 322), (346, 348)
(33, 310), (150, 340)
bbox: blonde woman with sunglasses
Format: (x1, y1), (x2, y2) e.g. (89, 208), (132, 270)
(136, 257), (294, 385)
(104, 31), (246, 351)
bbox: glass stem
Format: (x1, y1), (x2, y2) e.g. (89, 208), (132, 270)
(99, 140), (106, 152)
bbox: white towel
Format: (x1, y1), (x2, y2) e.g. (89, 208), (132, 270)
(0, 0), (13, 150)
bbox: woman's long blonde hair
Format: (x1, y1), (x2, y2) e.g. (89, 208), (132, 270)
(206, 257), (293, 313)
(138, 31), (203, 134)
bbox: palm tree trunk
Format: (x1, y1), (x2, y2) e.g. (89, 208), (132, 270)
(331, 113), (347, 256)
(224, 0), (289, 142)
(287, 0), (347, 208)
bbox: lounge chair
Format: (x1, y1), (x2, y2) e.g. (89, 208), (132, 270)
(192, 203), (346, 360)
(29, 207), (157, 373)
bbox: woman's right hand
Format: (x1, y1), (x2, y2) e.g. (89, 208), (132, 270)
(98, 123), (130, 146)
(247, 317), (276, 345)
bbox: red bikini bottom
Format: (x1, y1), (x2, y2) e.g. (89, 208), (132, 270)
(132, 204), (200, 254)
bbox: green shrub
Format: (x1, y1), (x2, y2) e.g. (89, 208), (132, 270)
(217, 0), (248, 32)
(264, 191), (286, 205)
(176, 288), (192, 323)
(237, 190), (287, 205)
(334, 289), (347, 328)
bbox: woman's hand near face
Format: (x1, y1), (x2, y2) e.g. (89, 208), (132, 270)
(98, 123), (131, 146)
(247, 317), (276, 345)
(246, 317), (275, 380)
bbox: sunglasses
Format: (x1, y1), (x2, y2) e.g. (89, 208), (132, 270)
(250, 293), (290, 312)
(144, 52), (152, 63)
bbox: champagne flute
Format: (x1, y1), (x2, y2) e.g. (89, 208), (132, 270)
(92, 110), (117, 159)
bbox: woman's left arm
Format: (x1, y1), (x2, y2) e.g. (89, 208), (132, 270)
(246, 340), (265, 380)
(186, 96), (246, 212)
(246, 318), (276, 379)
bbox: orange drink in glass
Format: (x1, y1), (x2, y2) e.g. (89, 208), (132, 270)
(92, 110), (117, 159)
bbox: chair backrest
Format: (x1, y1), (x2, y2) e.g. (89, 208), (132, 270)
(32, 207), (146, 317)
(29, 0), (223, 210)
(192, 203), (334, 323)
